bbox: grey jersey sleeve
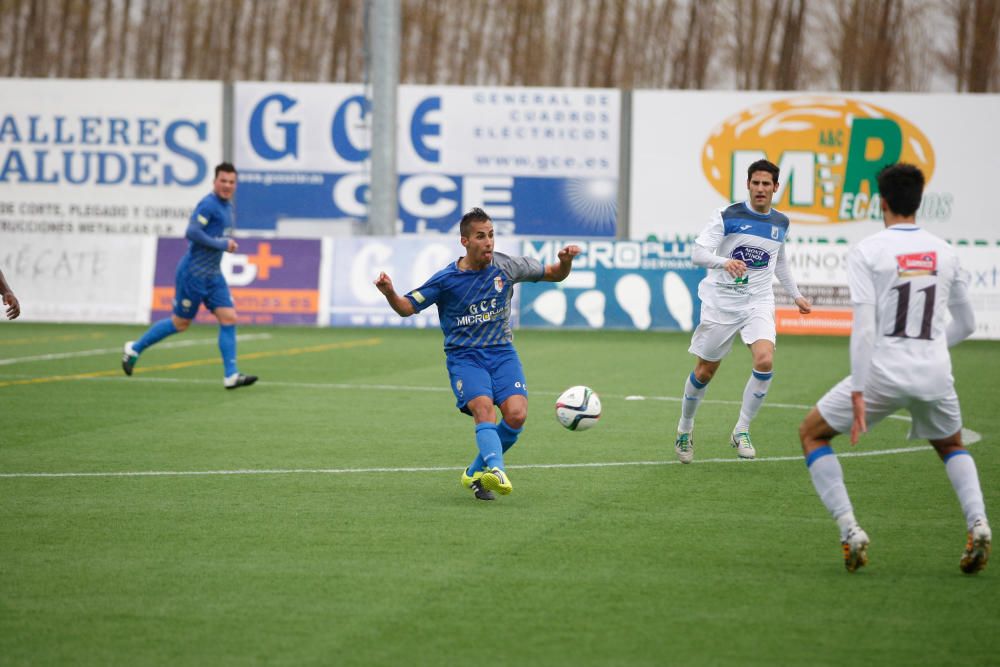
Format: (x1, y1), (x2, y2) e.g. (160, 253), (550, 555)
(493, 252), (545, 284)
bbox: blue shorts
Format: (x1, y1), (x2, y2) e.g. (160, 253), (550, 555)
(172, 268), (233, 319)
(445, 346), (528, 415)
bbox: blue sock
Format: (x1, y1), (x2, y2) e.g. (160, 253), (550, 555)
(218, 325), (238, 377)
(467, 421), (523, 474)
(474, 422), (504, 471)
(498, 420), (523, 453)
(133, 318), (178, 354)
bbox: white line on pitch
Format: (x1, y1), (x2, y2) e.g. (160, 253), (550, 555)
(0, 333), (273, 366)
(0, 433), (982, 479)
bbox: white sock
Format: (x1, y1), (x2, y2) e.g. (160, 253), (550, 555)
(735, 369), (772, 431)
(808, 450), (855, 539)
(836, 512), (860, 540)
(678, 372), (708, 433)
(945, 452), (988, 529)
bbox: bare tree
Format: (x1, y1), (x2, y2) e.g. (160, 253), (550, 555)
(941, 0), (1000, 91)
(670, 1), (718, 88)
(820, 0), (937, 91)
(0, 0), (994, 91)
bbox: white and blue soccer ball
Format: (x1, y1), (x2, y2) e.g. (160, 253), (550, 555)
(555, 385), (601, 431)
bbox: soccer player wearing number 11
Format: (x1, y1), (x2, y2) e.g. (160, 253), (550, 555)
(799, 163), (990, 573)
(375, 207), (581, 501)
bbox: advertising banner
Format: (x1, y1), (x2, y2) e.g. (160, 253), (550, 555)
(517, 240), (703, 331)
(951, 247), (1000, 341)
(151, 238), (322, 325)
(0, 233), (155, 323)
(775, 245), (1000, 340)
(630, 91), (1000, 246)
(0, 79), (223, 238)
(234, 83), (619, 236)
(325, 236), (520, 328)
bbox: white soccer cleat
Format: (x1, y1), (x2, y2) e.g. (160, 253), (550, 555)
(960, 519), (991, 574)
(731, 431), (755, 459)
(224, 373), (258, 390)
(842, 525), (870, 573)
(674, 432), (694, 464)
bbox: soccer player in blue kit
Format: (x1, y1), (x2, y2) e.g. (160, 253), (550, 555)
(375, 207), (581, 501)
(121, 163), (257, 389)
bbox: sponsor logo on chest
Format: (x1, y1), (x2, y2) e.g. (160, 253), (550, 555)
(731, 245), (771, 269)
(896, 251), (937, 277)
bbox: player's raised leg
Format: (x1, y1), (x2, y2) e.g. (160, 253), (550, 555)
(122, 315), (189, 376)
(675, 372), (707, 464)
(800, 407), (868, 572)
(675, 358), (719, 464)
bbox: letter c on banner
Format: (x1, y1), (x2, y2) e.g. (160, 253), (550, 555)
(351, 242), (392, 303)
(332, 95), (371, 163)
(410, 96), (441, 163)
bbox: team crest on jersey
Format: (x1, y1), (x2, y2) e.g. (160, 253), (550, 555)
(494, 276), (504, 292)
(896, 251), (937, 277)
(731, 245), (771, 269)
(771, 226), (780, 240)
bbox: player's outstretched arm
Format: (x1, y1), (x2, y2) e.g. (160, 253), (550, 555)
(0, 269), (20, 320)
(542, 245), (582, 282)
(374, 272), (416, 317)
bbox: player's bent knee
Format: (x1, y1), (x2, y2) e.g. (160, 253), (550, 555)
(930, 432), (964, 460)
(172, 316), (192, 332)
(504, 412), (527, 429)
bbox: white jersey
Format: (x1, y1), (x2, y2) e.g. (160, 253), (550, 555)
(695, 201), (791, 313)
(848, 223), (968, 400)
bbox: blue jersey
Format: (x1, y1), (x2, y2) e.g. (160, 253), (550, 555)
(179, 192), (234, 279)
(406, 252), (544, 351)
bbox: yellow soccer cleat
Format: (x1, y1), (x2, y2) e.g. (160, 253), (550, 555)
(460, 469), (484, 489)
(480, 467), (512, 495)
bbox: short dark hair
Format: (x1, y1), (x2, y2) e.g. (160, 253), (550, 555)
(215, 162), (237, 178)
(747, 159), (779, 183)
(877, 163), (924, 217)
(459, 207), (491, 238)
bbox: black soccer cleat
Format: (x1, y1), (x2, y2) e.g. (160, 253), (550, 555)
(121, 342), (138, 376)
(224, 374), (258, 390)
(470, 479), (495, 501)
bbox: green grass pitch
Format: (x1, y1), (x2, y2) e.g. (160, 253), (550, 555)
(2, 323), (999, 665)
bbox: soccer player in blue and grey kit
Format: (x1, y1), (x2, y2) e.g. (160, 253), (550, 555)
(121, 163), (257, 389)
(375, 207), (581, 500)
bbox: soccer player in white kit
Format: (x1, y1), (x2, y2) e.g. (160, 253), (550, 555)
(799, 163), (990, 573)
(674, 159), (811, 463)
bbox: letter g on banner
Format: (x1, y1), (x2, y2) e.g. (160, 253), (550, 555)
(249, 94), (300, 160)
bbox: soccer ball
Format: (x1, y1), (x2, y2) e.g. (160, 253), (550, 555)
(555, 385), (601, 431)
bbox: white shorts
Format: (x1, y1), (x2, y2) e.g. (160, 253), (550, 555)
(817, 376), (963, 441)
(688, 303), (775, 362)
